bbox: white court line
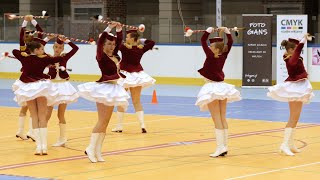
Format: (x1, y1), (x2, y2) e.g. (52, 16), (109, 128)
(0, 113), (206, 139)
(226, 161), (320, 180)
(63, 115), (203, 133)
(2, 106), (318, 140)
(0, 135), (13, 139)
(1, 106), (318, 139)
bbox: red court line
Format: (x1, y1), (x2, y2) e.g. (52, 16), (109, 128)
(0, 124), (318, 171)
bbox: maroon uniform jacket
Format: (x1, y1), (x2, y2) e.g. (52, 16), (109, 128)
(284, 42), (308, 82)
(19, 24), (48, 72)
(12, 50), (64, 83)
(119, 38), (155, 72)
(47, 42), (79, 80)
(20, 24), (46, 53)
(198, 32), (233, 82)
(95, 30), (123, 82)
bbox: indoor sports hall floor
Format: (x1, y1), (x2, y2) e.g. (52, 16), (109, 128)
(0, 79), (320, 180)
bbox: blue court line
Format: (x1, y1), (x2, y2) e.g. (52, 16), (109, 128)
(0, 174), (50, 180)
(0, 89), (319, 124)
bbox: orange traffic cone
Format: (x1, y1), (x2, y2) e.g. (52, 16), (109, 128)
(151, 90), (158, 104)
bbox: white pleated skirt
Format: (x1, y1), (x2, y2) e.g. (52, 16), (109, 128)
(117, 70), (156, 89)
(13, 80), (58, 106)
(78, 82), (130, 110)
(195, 81), (241, 111)
(47, 81), (79, 106)
(267, 79), (314, 104)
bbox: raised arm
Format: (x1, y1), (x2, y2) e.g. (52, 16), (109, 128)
(96, 22), (118, 60)
(12, 49), (23, 61)
(41, 34), (55, 46)
(288, 37), (306, 66)
(201, 27), (214, 57)
(223, 28), (233, 55)
(63, 40), (79, 61)
(142, 39), (155, 53)
(20, 20), (28, 50)
(31, 18), (43, 39)
(96, 29), (109, 60)
(114, 24), (123, 55)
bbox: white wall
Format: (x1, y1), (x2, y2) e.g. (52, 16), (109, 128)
(0, 43), (319, 82)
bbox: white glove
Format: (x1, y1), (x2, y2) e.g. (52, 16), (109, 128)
(206, 27), (213, 33)
(43, 67), (49, 74)
(43, 37), (50, 42)
(60, 66), (66, 71)
(224, 28), (231, 34)
(65, 39), (71, 43)
(22, 20), (28, 28)
(116, 26), (122, 32)
(139, 38), (146, 45)
(104, 26), (112, 33)
(31, 19), (38, 27)
(299, 37), (306, 44)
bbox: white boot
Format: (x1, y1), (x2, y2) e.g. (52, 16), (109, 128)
(224, 129), (228, 154)
(26, 118), (35, 141)
(85, 133), (99, 163)
(210, 129), (227, 157)
(16, 116), (28, 140)
(39, 128), (48, 155)
(112, 112), (124, 133)
(95, 133), (106, 162)
(52, 123), (67, 147)
(289, 128), (301, 153)
(279, 128), (295, 156)
(136, 111), (147, 133)
(34, 128), (42, 155)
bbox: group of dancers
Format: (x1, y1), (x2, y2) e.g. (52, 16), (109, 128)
(11, 16), (155, 161)
(8, 15), (313, 163)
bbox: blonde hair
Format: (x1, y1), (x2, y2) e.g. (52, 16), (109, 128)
(24, 34), (33, 43)
(213, 42), (228, 53)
